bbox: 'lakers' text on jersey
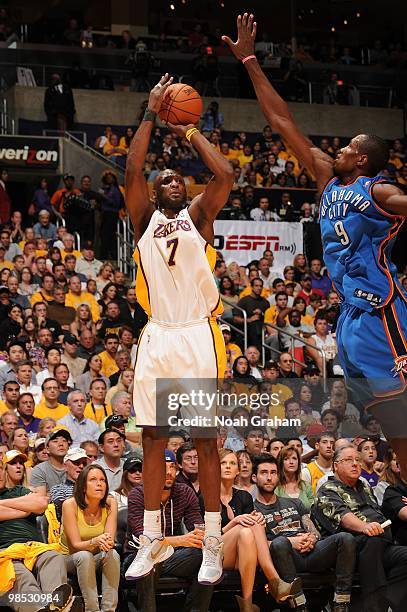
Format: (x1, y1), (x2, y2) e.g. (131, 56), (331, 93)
(134, 208), (223, 323)
(132, 207), (226, 426)
(320, 175), (406, 311)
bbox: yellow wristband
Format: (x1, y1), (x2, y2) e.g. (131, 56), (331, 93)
(186, 127), (199, 142)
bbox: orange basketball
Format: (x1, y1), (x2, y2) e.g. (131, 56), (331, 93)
(158, 83), (202, 126)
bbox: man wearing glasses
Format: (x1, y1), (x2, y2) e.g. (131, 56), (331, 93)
(176, 442), (204, 516)
(313, 444), (407, 612)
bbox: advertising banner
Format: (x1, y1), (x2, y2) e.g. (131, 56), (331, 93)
(0, 136), (60, 169)
(214, 220), (303, 266)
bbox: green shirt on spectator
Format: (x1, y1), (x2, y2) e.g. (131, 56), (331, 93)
(0, 486), (40, 547)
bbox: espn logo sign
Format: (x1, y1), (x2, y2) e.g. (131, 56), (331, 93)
(215, 235), (280, 251)
(214, 220), (303, 265)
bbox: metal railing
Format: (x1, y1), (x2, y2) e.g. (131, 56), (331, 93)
(73, 232), (81, 251)
(0, 97), (15, 134)
(219, 296), (248, 353)
(43, 129), (87, 145)
(63, 131), (125, 177)
(261, 321), (327, 391)
(116, 217), (136, 281)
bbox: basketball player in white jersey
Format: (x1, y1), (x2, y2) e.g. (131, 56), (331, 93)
(124, 74), (233, 585)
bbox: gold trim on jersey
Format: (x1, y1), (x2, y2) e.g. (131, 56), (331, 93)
(208, 317), (227, 382)
(205, 242), (224, 317)
(134, 246), (151, 317)
(205, 242), (217, 271)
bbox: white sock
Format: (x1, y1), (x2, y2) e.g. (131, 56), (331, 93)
(143, 509), (162, 540)
(204, 511), (222, 538)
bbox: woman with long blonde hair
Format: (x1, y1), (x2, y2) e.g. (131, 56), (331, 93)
(70, 304), (97, 338)
(8, 427), (33, 467)
(38, 417), (57, 439)
(105, 368), (133, 404)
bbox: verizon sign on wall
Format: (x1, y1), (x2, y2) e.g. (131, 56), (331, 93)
(214, 220), (303, 266)
(0, 136), (59, 169)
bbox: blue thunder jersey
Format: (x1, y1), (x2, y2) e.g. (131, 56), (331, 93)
(319, 175), (406, 312)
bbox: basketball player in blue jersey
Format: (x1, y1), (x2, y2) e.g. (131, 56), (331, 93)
(123, 73), (232, 586)
(223, 15), (407, 478)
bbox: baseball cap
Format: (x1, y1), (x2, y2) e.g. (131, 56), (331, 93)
(63, 333), (79, 345)
(46, 426), (72, 445)
(219, 324), (231, 332)
(3, 449), (27, 464)
(63, 173), (74, 180)
(0, 284), (9, 292)
(98, 426), (126, 444)
(105, 415), (128, 429)
(63, 447), (88, 463)
(123, 451), (143, 472)
(301, 273), (312, 281)
(165, 449), (176, 463)
(82, 240), (94, 250)
(264, 360), (279, 370)
(34, 437), (47, 450)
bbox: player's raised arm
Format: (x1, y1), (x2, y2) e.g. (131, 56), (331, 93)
(222, 14), (334, 191)
(373, 183), (407, 217)
(125, 74), (173, 240)
(167, 122), (234, 235)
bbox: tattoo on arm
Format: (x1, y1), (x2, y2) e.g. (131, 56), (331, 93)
(302, 514), (321, 539)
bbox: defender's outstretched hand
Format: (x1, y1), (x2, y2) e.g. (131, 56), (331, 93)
(148, 73), (173, 113)
(166, 122), (196, 139)
(222, 13), (257, 61)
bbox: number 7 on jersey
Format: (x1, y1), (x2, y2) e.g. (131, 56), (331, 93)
(166, 238), (179, 266)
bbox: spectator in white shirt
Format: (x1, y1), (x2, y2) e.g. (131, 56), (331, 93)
(257, 257), (275, 292)
(307, 314), (337, 372)
(75, 241), (103, 279)
(260, 252), (284, 285)
(58, 390), (100, 447)
(36, 344), (74, 388)
(244, 346), (263, 380)
(250, 196), (281, 222)
(15, 360), (42, 404)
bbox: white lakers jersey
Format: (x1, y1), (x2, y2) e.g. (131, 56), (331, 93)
(134, 208), (223, 323)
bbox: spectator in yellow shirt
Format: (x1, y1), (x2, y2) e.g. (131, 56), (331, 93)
(220, 142), (239, 161)
(34, 377), (69, 421)
(237, 144), (254, 168)
(30, 272), (55, 305)
(119, 127), (134, 152)
(262, 361), (293, 416)
(239, 270), (269, 299)
(220, 323), (242, 367)
(264, 292), (290, 328)
(65, 275), (100, 322)
(84, 378), (112, 424)
(60, 233), (82, 261)
(99, 334), (120, 378)
(0, 245), (14, 270)
(292, 296), (315, 328)
(0, 381), (20, 415)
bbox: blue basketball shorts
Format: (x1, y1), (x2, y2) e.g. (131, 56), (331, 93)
(336, 294), (407, 398)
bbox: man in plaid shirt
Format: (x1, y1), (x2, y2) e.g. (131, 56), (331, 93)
(123, 450), (214, 611)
